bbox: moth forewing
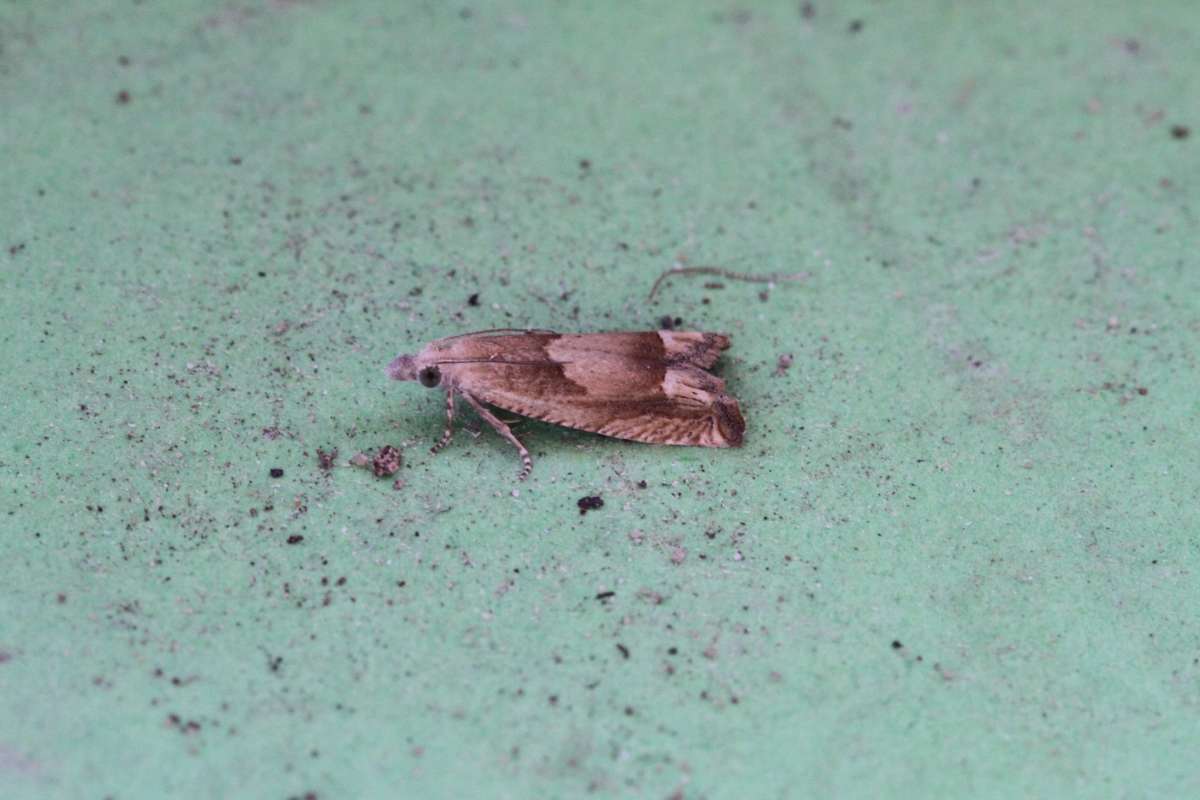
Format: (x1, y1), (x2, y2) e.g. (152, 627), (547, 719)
(387, 330), (745, 478)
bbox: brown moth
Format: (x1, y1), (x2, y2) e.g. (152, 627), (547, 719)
(386, 329), (745, 479)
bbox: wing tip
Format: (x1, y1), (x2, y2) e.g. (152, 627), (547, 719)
(714, 394), (745, 447)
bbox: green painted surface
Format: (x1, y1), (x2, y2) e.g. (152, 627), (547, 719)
(2, 2), (1198, 798)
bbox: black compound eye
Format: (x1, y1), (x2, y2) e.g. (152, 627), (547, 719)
(418, 366), (441, 388)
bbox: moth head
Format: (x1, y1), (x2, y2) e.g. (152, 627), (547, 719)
(385, 354), (419, 382)
(386, 353), (445, 388)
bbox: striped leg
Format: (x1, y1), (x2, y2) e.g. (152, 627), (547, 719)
(431, 387), (456, 454)
(462, 392), (533, 480)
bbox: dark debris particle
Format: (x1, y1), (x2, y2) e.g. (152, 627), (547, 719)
(801, 2), (815, 19)
(1170, 124), (1190, 140)
(658, 315), (683, 330)
(166, 714), (202, 735)
(372, 445), (403, 477)
(891, 639), (903, 650)
(269, 467), (284, 478)
(467, 292), (480, 306)
(115, 89), (131, 104)
(286, 535), (304, 545)
(848, 19), (863, 33)
(636, 480), (648, 489)
(1137, 386), (1149, 396)
(577, 495), (604, 515)
(616, 643), (630, 659)
(317, 448), (338, 471)
(595, 590), (615, 602)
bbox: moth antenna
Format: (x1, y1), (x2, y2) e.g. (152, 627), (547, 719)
(436, 328), (559, 342)
(433, 358), (567, 366)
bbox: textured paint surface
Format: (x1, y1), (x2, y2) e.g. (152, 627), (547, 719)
(2, 2), (1198, 798)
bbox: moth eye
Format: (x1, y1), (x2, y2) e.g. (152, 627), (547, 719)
(418, 366), (441, 388)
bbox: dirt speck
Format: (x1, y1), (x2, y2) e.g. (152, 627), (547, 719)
(577, 495), (604, 515)
(372, 446), (402, 477)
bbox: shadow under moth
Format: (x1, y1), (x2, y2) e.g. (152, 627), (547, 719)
(387, 329), (745, 479)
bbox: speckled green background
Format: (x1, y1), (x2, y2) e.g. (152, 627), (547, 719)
(2, 2), (1198, 798)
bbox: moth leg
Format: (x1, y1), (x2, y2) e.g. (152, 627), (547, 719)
(462, 392), (533, 480)
(430, 387), (456, 454)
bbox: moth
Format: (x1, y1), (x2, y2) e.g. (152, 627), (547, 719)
(386, 329), (745, 479)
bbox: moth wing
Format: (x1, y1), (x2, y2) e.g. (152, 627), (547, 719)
(654, 331), (731, 369)
(443, 333), (744, 446)
(464, 369), (743, 447)
(429, 331), (730, 371)
(545, 331), (730, 370)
